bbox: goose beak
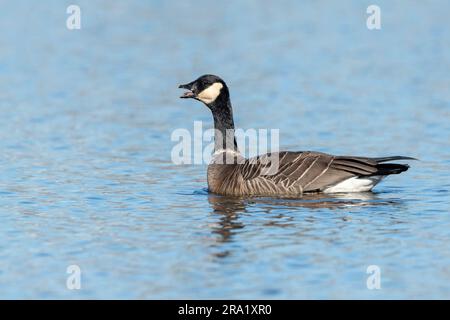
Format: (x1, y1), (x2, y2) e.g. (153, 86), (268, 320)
(178, 83), (195, 99)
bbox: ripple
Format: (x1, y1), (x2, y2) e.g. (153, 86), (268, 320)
(0, 0), (449, 300)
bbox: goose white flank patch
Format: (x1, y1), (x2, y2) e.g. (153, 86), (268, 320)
(178, 74), (416, 196)
(323, 176), (384, 193)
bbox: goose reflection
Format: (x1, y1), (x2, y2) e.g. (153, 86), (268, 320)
(207, 192), (401, 257)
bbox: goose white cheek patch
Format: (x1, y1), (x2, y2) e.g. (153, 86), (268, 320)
(197, 82), (223, 104)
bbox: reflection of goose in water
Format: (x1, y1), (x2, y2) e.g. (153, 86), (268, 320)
(208, 191), (395, 213)
(207, 192), (402, 254)
(208, 194), (246, 246)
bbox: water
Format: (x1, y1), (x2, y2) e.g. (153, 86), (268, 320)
(0, 0), (449, 299)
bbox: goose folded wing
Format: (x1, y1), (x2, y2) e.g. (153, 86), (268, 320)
(238, 152), (386, 192)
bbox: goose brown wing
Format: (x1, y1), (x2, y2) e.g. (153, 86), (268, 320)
(239, 152), (346, 192)
(238, 152), (413, 192)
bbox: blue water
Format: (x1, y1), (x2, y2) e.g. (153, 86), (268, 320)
(0, 0), (449, 299)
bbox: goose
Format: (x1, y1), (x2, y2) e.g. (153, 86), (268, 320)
(178, 74), (415, 196)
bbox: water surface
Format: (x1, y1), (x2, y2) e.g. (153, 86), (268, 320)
(0, 0), (449, 299)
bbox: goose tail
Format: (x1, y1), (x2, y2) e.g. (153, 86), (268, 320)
(374, 163), (410, 176)
(372, 156), (418, 163)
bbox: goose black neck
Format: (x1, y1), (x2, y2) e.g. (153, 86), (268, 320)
(209, 99), (238, 153)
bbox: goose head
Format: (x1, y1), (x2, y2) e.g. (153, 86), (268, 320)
(178, 74), (230, 110)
